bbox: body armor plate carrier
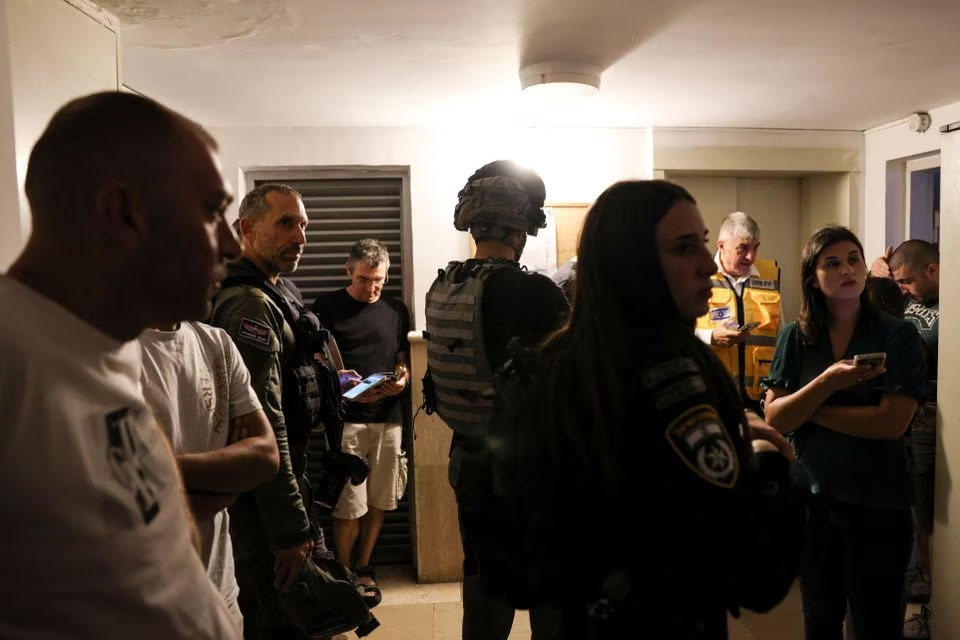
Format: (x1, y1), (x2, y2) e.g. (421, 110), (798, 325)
(424, 260), (516, 438)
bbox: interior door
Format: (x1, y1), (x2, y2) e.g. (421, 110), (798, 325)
(667, 175), (802, 326)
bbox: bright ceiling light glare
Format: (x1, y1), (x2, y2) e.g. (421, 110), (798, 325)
(519, 62), (601, 98)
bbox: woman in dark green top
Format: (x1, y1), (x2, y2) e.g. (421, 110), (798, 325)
(763, 226), (926, 640)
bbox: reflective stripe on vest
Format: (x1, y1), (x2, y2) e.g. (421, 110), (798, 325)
(425, 261), (515, 437)
(694, 258), (781, 401)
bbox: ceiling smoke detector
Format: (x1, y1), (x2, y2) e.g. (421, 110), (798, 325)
(519, 62), (601, 96)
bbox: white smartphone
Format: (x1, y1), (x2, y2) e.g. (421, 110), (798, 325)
(342, 373), (388, 399)
(853, 352), (887, 368)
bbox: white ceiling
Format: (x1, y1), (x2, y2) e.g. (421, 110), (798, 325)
(100, 0), (960, 130)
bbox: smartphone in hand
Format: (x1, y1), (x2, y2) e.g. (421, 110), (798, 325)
(342, 373), (388, 399)
(738, 321), (761, 334)
(853, 352), (887, 368)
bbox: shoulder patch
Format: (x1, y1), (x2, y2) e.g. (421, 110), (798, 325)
(655, 375), (708, 410)
(665, 404), (739, 489)
(641, 357), (699, 388)
(237, 317), (273, 347)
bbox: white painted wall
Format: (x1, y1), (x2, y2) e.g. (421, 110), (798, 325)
(654, 127), (863, 235)
(800, 173), (851, 237)
(208, 126), (653, 327)
(863, 100), (960, 258)
(0, 3), (19, 271)
(0, 0), (118, 269)
(933, 124), (960, 640)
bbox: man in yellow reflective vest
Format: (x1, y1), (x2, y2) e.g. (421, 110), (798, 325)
(695, 212), (782, 413)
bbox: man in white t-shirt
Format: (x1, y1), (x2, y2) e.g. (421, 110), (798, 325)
(0, 92), (242, 638)
(139, 321), (280, 626)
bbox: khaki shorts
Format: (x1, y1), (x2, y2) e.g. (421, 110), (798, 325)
(333, 422), (408, 520)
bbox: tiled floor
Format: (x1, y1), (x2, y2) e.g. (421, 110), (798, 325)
(333, 565), (811, 640)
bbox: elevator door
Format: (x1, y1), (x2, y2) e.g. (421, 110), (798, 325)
(665, 175), (802, 327)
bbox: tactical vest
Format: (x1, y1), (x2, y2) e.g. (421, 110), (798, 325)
(219, 274), (344, 448)
(695, 258), (781, 402)
(424, 260), (516, 438)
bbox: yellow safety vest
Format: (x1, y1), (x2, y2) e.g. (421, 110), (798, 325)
(695, 259), (782, 403)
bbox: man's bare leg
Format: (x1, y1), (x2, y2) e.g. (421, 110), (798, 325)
(356, 507), (385, 583)
(333, 516), (361, 566)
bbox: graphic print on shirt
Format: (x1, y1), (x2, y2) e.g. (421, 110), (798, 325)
(199, 354), (231, 435)
(105, 407), (163, 524)
(905, 302), (939, 331)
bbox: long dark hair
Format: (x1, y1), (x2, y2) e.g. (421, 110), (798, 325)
(798, 225), (882, 344)
(528, 181), (697, 481)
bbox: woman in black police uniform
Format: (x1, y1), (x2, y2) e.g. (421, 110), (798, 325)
(503, 181), (803, 639)
(763, 226), (925, 639)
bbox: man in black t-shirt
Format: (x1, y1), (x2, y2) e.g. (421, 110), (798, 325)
(312, 238), (410, 605)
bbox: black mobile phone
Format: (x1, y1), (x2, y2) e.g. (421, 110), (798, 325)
(738, 321), (761, 334)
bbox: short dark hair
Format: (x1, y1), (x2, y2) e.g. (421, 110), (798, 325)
(24, 91), (215, 228)
(348, 238), (390, 270)
(238, 183), (303, 222)
(888, 239), (939, 273)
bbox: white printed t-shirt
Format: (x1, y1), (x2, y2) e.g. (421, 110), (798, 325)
(138, 322), (261, 618)
(0, 276), (239, 639)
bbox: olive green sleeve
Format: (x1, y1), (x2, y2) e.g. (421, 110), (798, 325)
(210, 290), (312, 550)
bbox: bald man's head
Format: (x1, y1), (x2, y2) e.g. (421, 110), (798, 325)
(24, 91), (216, 232)
(17, 91), (238, 332)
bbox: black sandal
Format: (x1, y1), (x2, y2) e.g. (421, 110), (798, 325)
(355, 565), (382, 608)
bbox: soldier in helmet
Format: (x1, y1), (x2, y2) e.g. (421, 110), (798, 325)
(424, 160), (570, 639)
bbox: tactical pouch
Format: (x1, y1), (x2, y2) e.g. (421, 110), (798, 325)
(422, 367), (437, 415)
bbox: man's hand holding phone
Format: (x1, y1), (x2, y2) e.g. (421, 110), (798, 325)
(713, 321), (748, 347)
(342, 373), (387, 402)
(737, 321), (761, 335)
(379, 364), (408, 397)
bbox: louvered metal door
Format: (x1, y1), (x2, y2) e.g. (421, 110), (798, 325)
(252, 176), (405, 301)
(248, 169), (413, 566)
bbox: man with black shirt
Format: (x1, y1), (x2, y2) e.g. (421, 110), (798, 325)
(424, 160), (569, 640)
(312, 238), (411, 606)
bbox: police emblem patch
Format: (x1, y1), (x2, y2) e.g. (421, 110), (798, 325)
(709, 306), (733, 322)
(665, 404), (739, 488)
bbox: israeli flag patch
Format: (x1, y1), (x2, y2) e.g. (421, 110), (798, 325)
(709, 306), (733, 323)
